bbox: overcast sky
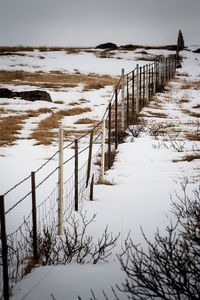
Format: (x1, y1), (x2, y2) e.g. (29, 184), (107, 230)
(0, 0), (199, 47)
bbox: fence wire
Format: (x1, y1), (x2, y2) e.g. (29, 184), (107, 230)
(0, 57), (176, 299)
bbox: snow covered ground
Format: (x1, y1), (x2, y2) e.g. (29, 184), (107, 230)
(0, 45), (200, 299)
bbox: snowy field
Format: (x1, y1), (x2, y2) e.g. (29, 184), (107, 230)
(0, 45), (200, 299)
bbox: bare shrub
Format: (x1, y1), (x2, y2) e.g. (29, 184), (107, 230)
(117, 182), (200, 300)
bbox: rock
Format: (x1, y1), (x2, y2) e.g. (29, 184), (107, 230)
(18, 90), (52, 102)
(0, 88), (14, 98)
(0, 88), (52, 102)
(96, 42), (118, 50)
(193, 48), (200, 53)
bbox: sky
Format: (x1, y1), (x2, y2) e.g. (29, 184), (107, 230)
(0, 0), (199, 47)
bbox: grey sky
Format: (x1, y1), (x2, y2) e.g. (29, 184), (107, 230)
(0, 0), (199, 46)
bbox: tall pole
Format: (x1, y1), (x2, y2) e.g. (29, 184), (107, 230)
(58, 128), (63, 235)
(121, 68), (125, 131)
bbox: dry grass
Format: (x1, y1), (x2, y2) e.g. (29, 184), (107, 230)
(74, 118), (97, 125)
(0, 114), (28, 146)
(185, 132), (200, 141)
(180, 80), (200, 90)
(193, 104), (200, 109)
(29, 107), (92, 145)
(145, 111), (168, 118)
(173, 154), (200, 163)
(182, 109), (200, 118)
(54, 100), (65, 104)
(0, 70), (118, 91)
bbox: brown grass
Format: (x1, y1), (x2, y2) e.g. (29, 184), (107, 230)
(29, 107), (92, 145)
(54, 100), (65, 104)
(145, 111), (168, 118)
(173, 154), (200, 163)
(182, 109), (200, 118)
(185, 132), (200, 141)
(180, 80), (200, 90)
(193, 104), (200, 109)
(74, 118), (97, 125)
(0, 70), (118, 91)
(0, 114), (28, 146)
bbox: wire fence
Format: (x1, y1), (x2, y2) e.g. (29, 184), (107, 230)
(0, 56), (176, 299)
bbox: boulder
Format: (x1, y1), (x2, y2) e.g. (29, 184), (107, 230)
(96, 42), (118, 50)
(17, 90), (52, 102)
(193, 48), (200, 53)
(0, 88), (14, 98)
(0, 88), (52, 102)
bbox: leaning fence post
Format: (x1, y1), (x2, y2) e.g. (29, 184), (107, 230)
(58, 128), (63, 234)
(0, 195), (9, 300)
(136, 64), (139, 115)
(100, 120), (105, 183)
(75, 139), (78, 211)
(86, 130), (93, 187)
(31, 172), (38, 261)
(121, 68), (125, 131)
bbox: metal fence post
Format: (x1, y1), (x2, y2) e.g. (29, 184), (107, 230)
(31, 172), (38, 261)
(0, 195), (9, 300)
(58, 128), (63, 234)
(121, 68), (125, 131)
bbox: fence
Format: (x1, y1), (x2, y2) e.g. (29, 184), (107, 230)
(0, 56), (176, 299)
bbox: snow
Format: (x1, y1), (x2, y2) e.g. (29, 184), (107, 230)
(0, 46), (199, 299)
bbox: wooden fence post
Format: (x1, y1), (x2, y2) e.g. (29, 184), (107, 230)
(100, 120), (105, 183)
(31, 172), (38, 261)
(108, 102), (111, 169)
(75, 139), (78, 211)
(115, 89), (118, 150)
(90, 174), (94, 201)
(139, 66), (142, 110)
(86, 130), (93, 187)
(153, 62), (156, 94)
(121, 68), (125, 131)
(126, 74), (129, 126)
(146, 64), (149, 102)
(142, 65), (145, 107)
(58, 128), (63, 234)
(148, 63), (151, 99)
(136, 64), (139, 115)
(132, 70), (135, 120)
(0, 195), (9, 300)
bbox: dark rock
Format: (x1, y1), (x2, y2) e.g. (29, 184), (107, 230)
(96, 42), (118, 50)
(17, 90), (52, 102)
(0, 88), (52, 102)
(120, 44), (139, 51)
(0, 88), (15, 98)
(193, 48), (200, 53)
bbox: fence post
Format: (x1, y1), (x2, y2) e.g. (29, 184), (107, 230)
(132, 70), (135, 120)
(31, 172), (38, 261)
(100, 120), (105, 183)
(139, 67), (142, 110)
(86, 130), (93, 187)
(0, 195), (9, 300)
(136, 64), (139, 115)
(146, 64), (149, 102)
(108, 102), (111, 169)
(126, 74), (129, 126)
(153, 63), (156, 94)
(58, 128), (63, 234)
(148, 63), (151, 99)
(121, 68), (125, 131)
(90, 174), (94, 201)
(143, 65), (145, 106)
(75, 139), (78, 211)
(115, 89), (118, 150)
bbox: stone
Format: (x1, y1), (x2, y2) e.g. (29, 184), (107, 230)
(96, 42), (118, 50)
(0, 88), (52, 102)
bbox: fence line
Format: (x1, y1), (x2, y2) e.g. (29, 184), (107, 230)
(0, 56), (176, 299)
